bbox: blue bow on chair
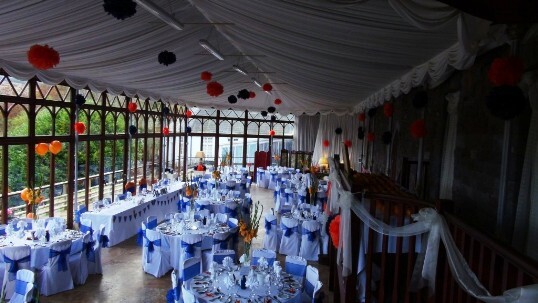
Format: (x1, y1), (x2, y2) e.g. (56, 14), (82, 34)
(84, 240), (96, 262)
(270, 173), (276, 182)
(144, 236), (161, 263)
(14, 280), (30, 296)
(4, 255), (30, 281)
(265, 219), (275, 233)
(285, 192), (293, 202)
(225, 207), (237, 217)
(166, 284), (181, 303)
(50, 247), (71, 272)
(281, 224), (295, 237)
(137, 228), (146, 246)
(299, 195), (306, 204)
(213, 236), (229, 250)
(75, 206), (87, 224)
(302, 228), (318, 242)
(180, 241), (199, 259)
(99, 234), (109, 248)
(80, 224), (93, 237)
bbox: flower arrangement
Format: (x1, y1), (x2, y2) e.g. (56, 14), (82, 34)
(238, 201), (263, 261)
(212, 170), (221, 180)
(20, 185), (44, 220)
(7, 208), (13, 219)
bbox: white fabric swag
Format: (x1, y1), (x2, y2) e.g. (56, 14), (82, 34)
(294, 115), (320, 152)
(328, 159), (538, 302)
(439, 91), (460, 199)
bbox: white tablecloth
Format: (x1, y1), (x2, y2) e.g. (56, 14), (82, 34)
(81, 183), (182, 247)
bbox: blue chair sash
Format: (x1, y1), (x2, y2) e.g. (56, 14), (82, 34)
(99, 234), (109, 248)
(305, 279), (316, 299)
(14, 280), (29, 296)
(302, 228), (318, 242)
(183, 263), (201, 281)
(180, 241), (201, 259)
(265, 219), (276, 233)
(84, 240), (96, 262)
(166, 285), (181, 303)
(240, 183), (247, 190)
(196, 203), (209, 211)
(146, 219), (157, 230)
(80, 224), (93, 236)
(144, 236), (162, 263)
(285, 192), (293, 202)
(181, 200), (190, 212)
(270, 173), (276, 182)
(137, 228), (146, 246)
(285, 262), (306, 277)
(75, 206), (87, 224)
(299, 195), (306, 204)
(50, 247), (71, 272)
(4, 255), (30, 280)
(227, 220), (238, 228)
(281, 224), (295, 237)
(225, 207), (237, 217)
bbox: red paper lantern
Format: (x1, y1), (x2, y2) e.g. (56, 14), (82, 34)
(358, 112), (366, 122)
(274, 98), (282, 105)
(186, 110), (193, 118)
(269, 130), (276, 136)
(262, 83), (272, 92)
(35, 143), (49, 156)
(488, 57), (524, 87)
(344, 140), (352, 148)
(329, 215), (341, 248)
(249, 91), (256, 98)
(410, 119), (427, 139)
(27, 44), (60, 70)
(74, 122), (86, 135)
(163, 127), (170, 136)
(206, 81), (224, 97)
(127, 102), (137, 113)
(383, 103), (394, 117)
(367, 132), (375, 142)
(201, 71), (212, 81)
(322, 140), (330, 148)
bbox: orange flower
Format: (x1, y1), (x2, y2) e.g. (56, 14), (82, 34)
(34, 195), (44, 204)
(20, 188), (31, 201)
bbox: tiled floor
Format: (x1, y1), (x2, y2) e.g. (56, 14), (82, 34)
(40, 186), (332, 303)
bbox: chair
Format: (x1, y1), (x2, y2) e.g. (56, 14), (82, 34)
(79, 218), (93, 238)
(284, 188), (295, 205)
(180, 196), (191, 212)
(39, 240), (74, 296)
(263, 214), (279, 252)
(279, 217), (300, 256)
(182, 283), (197, 303)
(224, 201), (238, 218)
(1, 246), (31, 300)
(142, 229), (171, 278)
(88, 224), (105, 275)
(216, 213), (228, 224)
(74, 205), (87, 224)
(9, 269), (34, 303)
(180, 234), (202, 270)
(182, 257), (201, 281)
(195, 200), (210, 211)
(225, 180), (236, 191)
(212, 232), (231, 251)
(302, 265), (323, 303)
(227, 218), (239, 249)
(146, 216), (158, 230)
(194, 209), (210, 220)
(69, 232), (91, 285)
(251, 249), (276, 266)
(212, 250), (236, 264)
(167, 270), (181, 303)
(137, 221), (148, 246)
(268, 172), (278, 190)
(285, 255), (307, 279)
(300, 220), (321, 261)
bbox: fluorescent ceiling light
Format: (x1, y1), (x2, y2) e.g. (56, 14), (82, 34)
(252, 78), (262, 88)
(199, 39), (224, 61)
(134, 0), (184, 30)
(233, 65), (248, 76)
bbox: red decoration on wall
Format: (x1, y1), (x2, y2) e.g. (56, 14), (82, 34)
(269, 130), (276, 136)
(201, 71), (212, 81)
(410, 119), (427, 139)
(322, 140), (330, 148)
(367, 132), (375, 142)
(206, 81), (224, 97)
(186, 110), (193, 118)
(329, 215), (341, 248)
(344, 140), (352, 148)
(383, 102), (394, 117)
(488, 57), (524, 86)
(163, 127), (170, 136)
(127, 102), (137, 113)
(262, 83), (272, 92)
(74, 122), (86, 135)
(249, 91), (256, 98)
(27, 44), (60, 70)
(274, 98), (282, 105)
(358, 112), (366, 122)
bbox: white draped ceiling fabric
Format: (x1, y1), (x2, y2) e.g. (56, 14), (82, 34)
(0, 0), (504, 115)
(293, 115), (320, 152)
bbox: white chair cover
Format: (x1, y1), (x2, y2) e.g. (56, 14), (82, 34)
(9, 269), (34, 303)
(285, 255), (307, 279)
(284, 188), (295, 205)
(263, 214), (279, 252)
(180, 234), (203, 274)
(142, 229), (171, 278)
(302, 265), (323, 303)
(39, 240), (74, 296)
(319, 213), (329, 255)
(170, 270), (181, 303)
(227, 218), (239, 250)
(225, 180), (236, 191)
(224, 201), (238, 218)
(182, 283), (197, 303)
(182, 257), (201, 281)
(1, 246), (31, 300)
(195, 199), (210, 211)
(213, 250), (236, 264)
(268, 172), (278, 190)
(146, 216), (158, 230)
(279, 217), (300, 256)
(251, 249), (276, 266)
(79, 218), (93, 238)
(69, 232), (91, 285)
(299, 220), (321, 261)
(88, 224), (105, 275)
(216, 213), (228, 224)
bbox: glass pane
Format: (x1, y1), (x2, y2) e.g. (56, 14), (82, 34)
(246, 138), (257, 167)
(220, 121), (231, 135)
(35, 107), (53, 136)
(284, 124), (294, 136)
(55, 108), (71, 136)
(218, 137), (232, 167)
(116, 113), (126, 134)
(203, 119), (216, 133)
(7, 105), (28, 137)
(90, 111), (102, 135)
(232, 121), (244, 135)
(8, 145), (27, 219)
(190, 119), (202, 133)
(202, 137), (215, 167)
(232, 137), (244, 166)
(52, 142), (69, 219)
(247, 122), (259, 135)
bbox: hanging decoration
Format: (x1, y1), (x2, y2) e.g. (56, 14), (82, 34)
(358, 127), (365, 140)
(358, 112), (366, 122)
(157, 51), (176, 66)
(128, 102), (137, 113)
(322, 140), (330, 148)
(207, 81), (224, 97)
(249, 91), (256, 99)
(367, 132), (375, 142)
(201, 71), (212, 81)
(186, 126), (192, 133)
(49, 140), (63, 155)
(186, 110), (193, 118)
(344, 140), (352, 148)
(270, 115), (277, 122)
(27, 44), (60, 70)
(486, 86), (527, 120)
(329, 215), (341, 248)
(367, 108), (377, 118)
(74, 122), (86, 135)
(35, 143), (49, 156)
(274, 98), (282, 105)
(267, 106), (276, 113)
(410, 119), (427, 139)
(129, 125), (138, 135)
(163, 127), (170, 136)
(237, 89), (250, 100)
(335, 127), (342, 135)
(269, 130), (276, 136)
(103, 0), (137, 20)
(74, 94), (86, 106)
(228, 95), (238, 104)
(261, 111), (268, 117)
(162, 106), (170, 116)
(262, 83), (273, 92)
(383, 103), (394, 117)
(382, 131), (392, 145)
(412, 91), (428, 108)
(488, 57), (524, 86)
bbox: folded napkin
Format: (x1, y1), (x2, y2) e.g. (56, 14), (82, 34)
(257, 257), (268, 269)
(239, 253), (248, 265)
(16, 220), (27, 230)
(223, 256), (234, 268)
(273, 260), (280, 271)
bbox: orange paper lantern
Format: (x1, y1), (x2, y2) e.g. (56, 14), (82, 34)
(26, 213), (35, 219)
(20, 188), (31, 201)
(49, 140), (63, 155)
(35, 143), (49, 156)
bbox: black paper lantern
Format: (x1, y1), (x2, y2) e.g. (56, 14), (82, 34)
(413, 91), (428, 108)
(267, 106), (276, 113)
(237, 89), (250, 100)
(358, 127), (364, 140)
(270, 115), (277, 122)
(186, 126), (192, 133)
(129, 125), (137, 135)
(228, 95), (238, 104)
(382, 131), (392, 145)
(335, 127), (342, 135)
(486, 85), (527, 120)
(368, 108), (377, 118)
(157, 51), (176, 66)
(74, 94), (86, 106)
(162, 106), (170, 115)
(103, 0), (137, 20)
(261, 111), (268, 117)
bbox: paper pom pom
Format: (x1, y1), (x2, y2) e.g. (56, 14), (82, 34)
(358, 112), (366, 122)
(249, 91), (256, 98)
(228, 95), (238, 104)
(358, 127), (365, 140)
(322, 140), (330, 147)
(410, 119), (427, 139)
(201, 71), (212, 81)
(186, 126), (192, 133)
(74, 94), (86, 106)
(329, 215), (341, 248)
(163, 127), (170, 135)
(27, 44), (60, 70)
(262, 83), (273, 92)
(367, 132), (375, 142)
(237, 89), (250, 100)
(267, 106), (276, 113)
(103, 0), (137, 20)
(269, 130), (276, 136)
(270, 115), (277, 122)
(486, 85), (527, 120)
(206, 81), (224, 97)
(274, 98), (282, 105)
(383, 103), (394, 117)
(49, 140), (63, 155)
(344, 140), (352, 148)
(368, 108), (377, 118)
(74, 122), (86, 135)
(35, 143), (49, 156)
(335, 127), (342, 135)
(488, 57), (524, 87)
(261, 111), (268, 117)
(157, 50), (176, 66)
(162, 107), (170, 115)
(413, 91), (428, 108)
(129, 125), (138, 135)
(186, 110), (193, 118)
(127, 102), (137, 113)
(382, 131), (392, 145)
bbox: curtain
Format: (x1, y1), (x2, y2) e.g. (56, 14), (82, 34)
(439, 91), (460, 199)
(293, 114), (320, 152)
(312, 114), (360, 169)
